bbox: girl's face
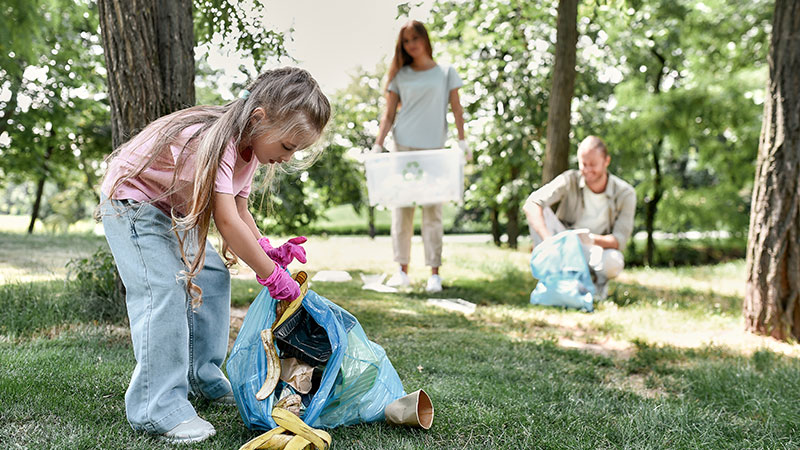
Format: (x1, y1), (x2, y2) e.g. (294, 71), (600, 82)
(402, 28), (427, 60)
(249, 134), (300, 165)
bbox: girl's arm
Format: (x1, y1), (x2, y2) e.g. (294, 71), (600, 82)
(449, 88), (465, 140)
(214, 192), (276, 279)
(235, 195), (261, 240)
(374, 91), (400, 148)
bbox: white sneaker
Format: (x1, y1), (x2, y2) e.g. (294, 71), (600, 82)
(386, 271), (411, 287)
(161, 416), (216, 444)
(426, 274), (443, 293)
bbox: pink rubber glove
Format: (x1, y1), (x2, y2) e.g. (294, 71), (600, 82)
(258, 236), (308, 267)
(257, 266), (301, 301)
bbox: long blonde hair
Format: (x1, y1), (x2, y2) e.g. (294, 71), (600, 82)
(386, 20), (434, 90)
(99, 67), (331, 308)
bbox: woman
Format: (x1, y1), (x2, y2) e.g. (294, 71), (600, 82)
(373, 20), (470, 293)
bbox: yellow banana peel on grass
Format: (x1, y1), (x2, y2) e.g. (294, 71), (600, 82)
(237, 408), (331, 450)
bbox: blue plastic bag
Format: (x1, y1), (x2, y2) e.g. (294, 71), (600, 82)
(227, 286), (406, 430)
(529, 229), (595, 312)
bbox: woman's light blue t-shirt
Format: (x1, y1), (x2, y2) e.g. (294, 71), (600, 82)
(388, 64), (463, 149)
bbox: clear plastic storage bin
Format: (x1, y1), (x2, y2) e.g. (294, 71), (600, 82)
(364, 148), (464, 208)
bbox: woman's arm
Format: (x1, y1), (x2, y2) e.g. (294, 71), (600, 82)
(235, 195), (261, 240)
(449, 88), (465, 140)
(374, 90), (400, 148)
(214, 192), (276, 279)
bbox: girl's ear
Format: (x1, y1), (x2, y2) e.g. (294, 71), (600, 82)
(245, 107), (265, 135)
(250, 107), (266, 122)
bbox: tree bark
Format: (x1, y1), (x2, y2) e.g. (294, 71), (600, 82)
(367, 205), (376, 239)
(744, 0), (800, 341)
(645, 137), (663, 266)
(490, 207), (501, 246)
(644, 48), (667, 266)
(97, 0), (195, 148)
(506, 165), (522, 249)
(542, 0), (579, 184)
(27, 144), (54, 234)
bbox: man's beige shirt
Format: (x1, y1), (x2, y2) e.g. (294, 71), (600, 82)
(524, 169), (636, 249)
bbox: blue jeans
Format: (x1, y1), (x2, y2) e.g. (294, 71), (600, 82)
(99, 197), (232, 433)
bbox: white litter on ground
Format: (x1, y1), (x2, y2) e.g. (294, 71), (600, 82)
(363, 284), (399, 293)
(311, 270), (352, 282)
(360, 273), (399, 293)
(426, 298), (477, 315)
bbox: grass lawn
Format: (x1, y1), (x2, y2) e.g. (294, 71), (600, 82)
(1, 229), (799, 449)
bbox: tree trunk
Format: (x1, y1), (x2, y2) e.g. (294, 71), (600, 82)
(644, 137), (663, 266)
(542, 0), (578, 184)
(744, 0), (800, 341)
(644, 48), (667, 265)
(490, 207), (501, 246)
(367, 205), (376, 239)
(97, 0), (195, 148)
(506, 165), (522, 249)
(27, 144), (54, 234)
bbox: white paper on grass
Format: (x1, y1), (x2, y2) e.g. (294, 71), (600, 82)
(360, 273), (398, 293)
(311, 270), (352, 282)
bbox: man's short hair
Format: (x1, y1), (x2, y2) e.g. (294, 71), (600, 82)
(578, 136), (608, 157)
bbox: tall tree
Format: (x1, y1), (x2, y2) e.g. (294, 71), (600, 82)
(542, 0), (579, 184)
(592, 0), (770, 264)
(97, 0), (195, 147)
(0, 0), (111, 233)
(744, 0), (800, 341)
(96, 0), (290, 148)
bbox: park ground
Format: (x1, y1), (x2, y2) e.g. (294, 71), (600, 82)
(1, 217), (799, 449)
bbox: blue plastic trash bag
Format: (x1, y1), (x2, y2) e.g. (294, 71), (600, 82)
(529, 229), (595, 312)
(227, 286), (406, 430)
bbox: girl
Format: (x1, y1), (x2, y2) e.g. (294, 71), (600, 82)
(97, 67), (330, 444)
(373, 20), (470, 293)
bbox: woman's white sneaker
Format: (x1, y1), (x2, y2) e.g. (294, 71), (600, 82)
(386, 271), (411, 287)
(426, 274), (443, 293)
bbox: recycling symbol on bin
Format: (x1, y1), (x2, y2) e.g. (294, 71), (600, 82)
(402, 161), (424, 181)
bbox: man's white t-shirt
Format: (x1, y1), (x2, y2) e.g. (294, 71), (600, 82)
(572, 188), (610, 235)
(388, 64), (463, 149)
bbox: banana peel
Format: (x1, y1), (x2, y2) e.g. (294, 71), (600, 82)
(272, 407), (330, 450)
(275, 393), (303, 416)
(273, 271), (309, 331)
(238, 426), (289, 450)
(256, 329), (280, 401)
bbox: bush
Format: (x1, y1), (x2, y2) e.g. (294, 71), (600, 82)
(66, 247), (127, 323)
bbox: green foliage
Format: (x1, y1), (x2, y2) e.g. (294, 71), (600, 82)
(193, 0), (290, 68)
(66, 246), (126, 324)
(585, 0), (771, 236)
(431, 1), (554, 230)
(252, 65), (384, 234)
(0, 0), (111, 228)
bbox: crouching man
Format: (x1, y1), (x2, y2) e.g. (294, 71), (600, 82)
(523, 136), (636, 299)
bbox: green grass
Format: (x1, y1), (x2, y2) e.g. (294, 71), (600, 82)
(1, 230), (799, 448)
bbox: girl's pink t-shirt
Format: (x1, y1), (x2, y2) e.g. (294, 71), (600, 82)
(101, 123), (258, 214)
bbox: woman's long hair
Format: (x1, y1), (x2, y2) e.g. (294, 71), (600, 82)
(386, 20), (433, 89)
(99, 67), (331, 308)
